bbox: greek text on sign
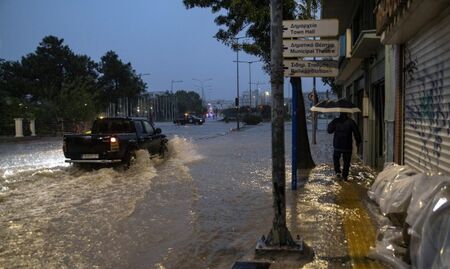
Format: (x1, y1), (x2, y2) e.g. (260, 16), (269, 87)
(283, 40), (339, 57)
(283, 19), (339, 38)
(283, 60), (338, 77)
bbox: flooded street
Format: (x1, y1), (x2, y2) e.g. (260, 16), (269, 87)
(0, 120), (376, 268)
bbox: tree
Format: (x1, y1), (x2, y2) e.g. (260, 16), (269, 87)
(174, 90), (204, 115)
(1, 36), (148, 133)
(19, 36), (101, 120)
(97, 51), (146, 109)
(55, 77), (98, 122)
(322, 77), (341, 97)
(290, 0), (321, 170)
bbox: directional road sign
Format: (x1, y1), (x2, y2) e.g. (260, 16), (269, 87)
(283, 60), (338, 77)
(283, 19), (339, 38)
(283, 39), (339, 58)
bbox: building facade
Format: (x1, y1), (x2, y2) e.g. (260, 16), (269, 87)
(376, 0), (450, 174)
(323, 0), (386, 170)
(323, 0), (450, 174)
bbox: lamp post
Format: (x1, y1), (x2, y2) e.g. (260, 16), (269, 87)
(192, 78), (212, 106)
(233, 60), (262, 108)
(171, 80), (183, 91)
(233, 36), (248, 130)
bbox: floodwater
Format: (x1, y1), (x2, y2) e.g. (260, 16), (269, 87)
(0, 120), (377, 269)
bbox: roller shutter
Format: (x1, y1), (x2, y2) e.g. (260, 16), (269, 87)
(403, 12), (450, 174)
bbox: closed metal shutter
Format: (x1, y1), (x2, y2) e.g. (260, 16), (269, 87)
(404, 11), (450, 174)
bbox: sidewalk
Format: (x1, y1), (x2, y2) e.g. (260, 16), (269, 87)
(235, 128), (386, 268)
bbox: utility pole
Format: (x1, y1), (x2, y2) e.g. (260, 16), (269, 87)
(232, 36), (249, 130)
(235, 38), (240, 130)
(263, 0), (295, 247)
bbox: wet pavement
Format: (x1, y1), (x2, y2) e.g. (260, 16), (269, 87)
(0, 120), (386, 268)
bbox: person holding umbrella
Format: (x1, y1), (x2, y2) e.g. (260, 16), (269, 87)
(311, 99), (362, 180)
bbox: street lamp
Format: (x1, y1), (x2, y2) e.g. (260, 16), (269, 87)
(171, 80), (183, 91)
(233, 36), (248, 130)
(233, 60), (262, 108)
(192, 78), (212, 106)
(265, 90), (270, 105)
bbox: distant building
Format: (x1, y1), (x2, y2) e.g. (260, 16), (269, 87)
(208, 99), (234, 110)
(241, 89), (260, 107)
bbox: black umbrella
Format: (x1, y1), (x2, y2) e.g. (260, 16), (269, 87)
(310, 98), (361, 113)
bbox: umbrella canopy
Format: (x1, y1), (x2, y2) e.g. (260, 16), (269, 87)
(310, 99), (361, 113)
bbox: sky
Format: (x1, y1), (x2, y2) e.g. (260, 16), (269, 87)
(0, 0), (328, 100)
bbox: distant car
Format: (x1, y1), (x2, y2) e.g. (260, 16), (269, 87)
(173, 114), (204, 125)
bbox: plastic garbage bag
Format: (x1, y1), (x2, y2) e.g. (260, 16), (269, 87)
(368, 225), (410, 269)
(406, 176), (450, 228)
(379, 173), (427, 216)
(368, 163), (417, 205)
(409, 185), (450, 269)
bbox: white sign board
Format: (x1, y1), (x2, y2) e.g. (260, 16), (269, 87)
(283, 19), (339, 38)
(283, 60), (338, 77)
(283, 40), (339, 58)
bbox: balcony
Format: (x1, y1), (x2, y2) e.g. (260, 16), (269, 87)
(351, 30), (380, 58)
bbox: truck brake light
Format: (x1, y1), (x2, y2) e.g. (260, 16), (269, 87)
(110, 137), (119, 151)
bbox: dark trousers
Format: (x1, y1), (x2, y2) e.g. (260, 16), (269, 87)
(333, 150), (352, 179)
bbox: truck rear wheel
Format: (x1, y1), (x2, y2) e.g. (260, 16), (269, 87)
(159, 140), (168, 159)
(123, 150), (136, 169)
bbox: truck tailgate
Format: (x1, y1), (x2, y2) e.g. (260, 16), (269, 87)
(64, 135), (111, 156)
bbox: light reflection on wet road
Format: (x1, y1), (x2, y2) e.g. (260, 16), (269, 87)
(0, 120), (377, 268)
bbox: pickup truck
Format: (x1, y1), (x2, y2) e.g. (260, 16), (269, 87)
(63, 117), (168, 167)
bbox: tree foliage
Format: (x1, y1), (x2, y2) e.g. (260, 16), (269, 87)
(184, 0), (297, 67)
(97, 51), (146, 107)
(174, 90), (204, 115)
(0, 35), (146, 134)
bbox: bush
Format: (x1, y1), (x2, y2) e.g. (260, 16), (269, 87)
(242, 114), (262, 125)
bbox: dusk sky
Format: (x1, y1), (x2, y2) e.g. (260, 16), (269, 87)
(0, 0), (327, 100)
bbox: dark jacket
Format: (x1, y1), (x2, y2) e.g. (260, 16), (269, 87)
(327, 115), (362, 152)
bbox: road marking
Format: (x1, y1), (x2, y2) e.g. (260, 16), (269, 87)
(337, 182), (385, 269)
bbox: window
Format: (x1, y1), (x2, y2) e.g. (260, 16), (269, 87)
(92, 119), (135, 134)
(142, 121), (155, 135)
(134, 121), (144, 134)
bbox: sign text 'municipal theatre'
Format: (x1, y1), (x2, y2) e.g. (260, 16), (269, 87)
(283, 40), (339, 57)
